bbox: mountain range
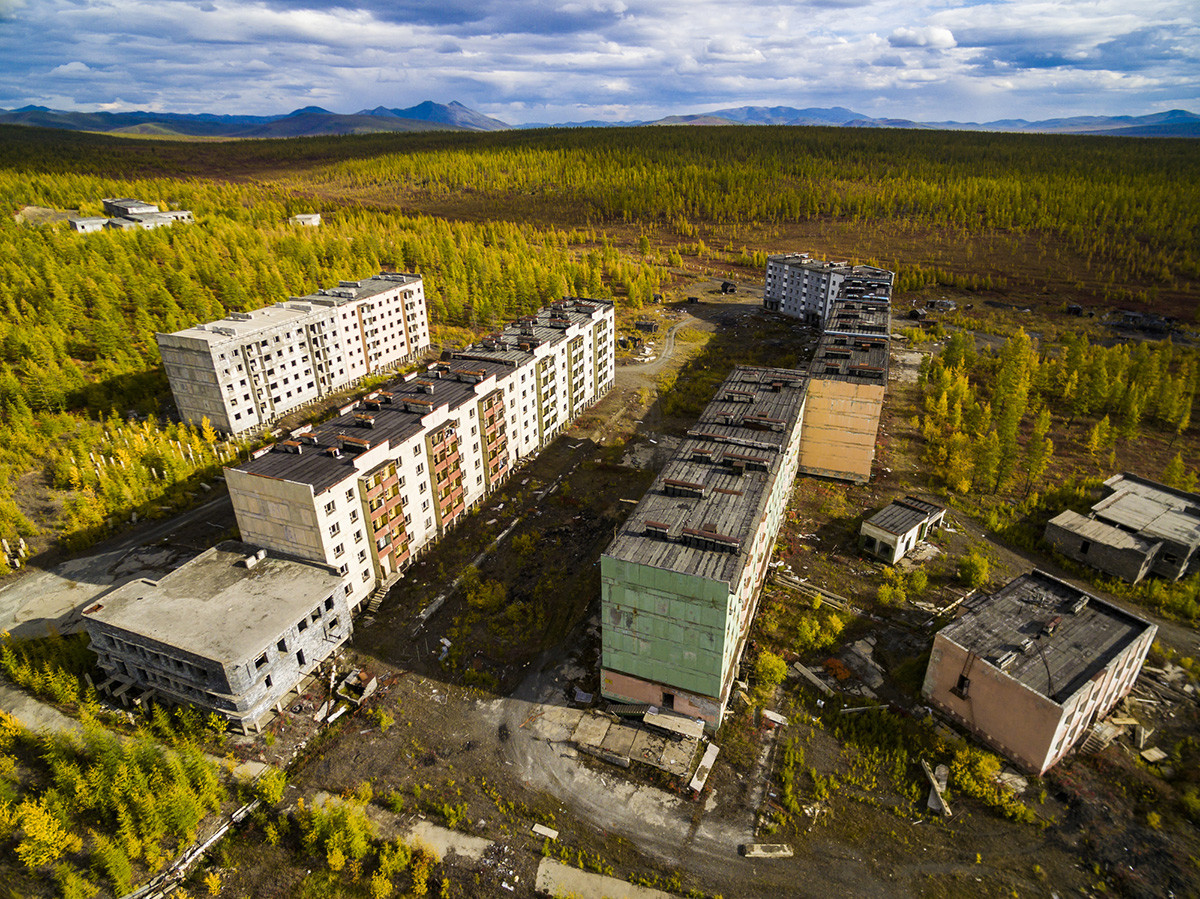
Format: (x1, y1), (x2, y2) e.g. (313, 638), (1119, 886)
(1, 101), (1196, 139)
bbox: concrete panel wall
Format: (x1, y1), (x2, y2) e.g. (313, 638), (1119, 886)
(797, 379), (884, 483)
(601, 558), (732, 700)
(922, 634), (1064, 773)
(1043, 520), (1155, 584)
(226, 470), (324, 561)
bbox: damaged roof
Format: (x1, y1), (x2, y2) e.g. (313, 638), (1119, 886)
(604, 366), (807, 586)
(938, 570), (1154, 704)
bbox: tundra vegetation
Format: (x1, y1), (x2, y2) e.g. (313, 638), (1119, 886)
(0, 122), (1198, 896)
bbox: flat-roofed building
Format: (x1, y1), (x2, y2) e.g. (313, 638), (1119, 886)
(82, 541), (350, 733)
(797, 297), (890, 483)
(763, 253), (893, 325)
(922, 570), (1156, 774)
(69, 198), (194, 233)
(1044, 473), (1200, 583)
(156, 272), (430, 435)
(860, 496), (946, 563)
(600, 366), (808, 728)
(225, 299), (614, 612)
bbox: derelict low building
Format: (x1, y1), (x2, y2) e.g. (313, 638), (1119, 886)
(860, 495), (946, 563)
(922, 570), (1156, 774)
(1044, 472), (1200, 584)
(600, 366), (808, 728)
(82, 541), (351, 732)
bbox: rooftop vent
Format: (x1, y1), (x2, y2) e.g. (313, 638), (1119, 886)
(680, 526), (742, 553)
(243, 548), (268, 569)
(644, 520), (671, 538)
(337, 434), (371, 453)
(663, 478), (707, 499)
(277, 440), (303, 454)
(354, 413), (376, 429)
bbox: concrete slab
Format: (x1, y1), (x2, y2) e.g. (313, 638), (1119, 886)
(689, 743), (720, 792)
(629, 729), (669, 766)
(659, 737), (699, 777)
(536, 859), (677, 899)
(406, 819), (493, 862)
(600, 721), (639, 757)
(571, 712), (611, 748)
(534, 706), (584, 742)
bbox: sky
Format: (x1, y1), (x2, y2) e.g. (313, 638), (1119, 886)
(0, 0), (1197, 124)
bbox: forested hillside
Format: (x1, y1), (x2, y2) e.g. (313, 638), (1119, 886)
(0, 123), (1197, 556)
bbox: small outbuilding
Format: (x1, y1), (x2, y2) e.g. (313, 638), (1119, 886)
(290, 213), (322, 227)
(859, 495), (946, 563)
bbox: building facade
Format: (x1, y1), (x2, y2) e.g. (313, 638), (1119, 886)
(1044, 473), (1200, 584)
(797, 297), (891, 483)
(922, 570), (1156, 774)
(157, 272), (431, 435)
(860, 496), (946, 563)
(69, 198), (195, 232)
(225, 299), (614, 612)
(763, 253), (894, 325)
(82, 542), (351, 733)
(600, 366), (808, 728)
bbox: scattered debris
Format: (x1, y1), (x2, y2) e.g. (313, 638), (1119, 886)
(740, 843), (794, 858)
(922, 758), (952, 817)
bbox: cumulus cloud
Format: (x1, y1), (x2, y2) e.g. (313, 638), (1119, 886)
(50, 61), (93, 76)
(0, 0), (1193, 124)
(889, 26), (957, 49)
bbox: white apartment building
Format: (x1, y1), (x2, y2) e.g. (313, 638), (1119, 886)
(225, 299), (614, 611)
(157, 272), (430, 435)
(763, 253), (894, 325)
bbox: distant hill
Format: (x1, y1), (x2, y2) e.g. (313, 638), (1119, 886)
(0, 101), (502, 138)
(2, 101), (1197, 139)
(356, 100), (509, 132)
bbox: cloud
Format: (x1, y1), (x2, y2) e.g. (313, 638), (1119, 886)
(50, 61), (93, 76)
(889, 26), (957, 49)
(0, 0), (1194, 125)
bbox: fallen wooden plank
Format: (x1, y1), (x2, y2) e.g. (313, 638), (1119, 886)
(922, 758), (952, 817)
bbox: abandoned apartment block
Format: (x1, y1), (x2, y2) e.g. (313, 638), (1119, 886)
(763, 252), (894, 325)
(922, 570), (1156, 774)
(860, 495), (946, 563)
(600, 366), (809, 728)
(1044, 472), (1200, 584)
(225, 299), (615, 612)
(83, 542), (350, 733)
(797, 295), (891, 484)
(156, 272), (431, 435)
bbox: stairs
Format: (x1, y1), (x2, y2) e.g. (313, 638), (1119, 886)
(365, 572), (402, 615)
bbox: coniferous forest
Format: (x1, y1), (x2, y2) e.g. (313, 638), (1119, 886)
(0, 123), (1197, 559)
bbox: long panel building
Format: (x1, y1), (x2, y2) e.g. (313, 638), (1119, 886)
(600, 366), (808, 727)
(798, 296), (891, 483)
(226, 298), (614, 612)
(157, 272), (431, 435)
